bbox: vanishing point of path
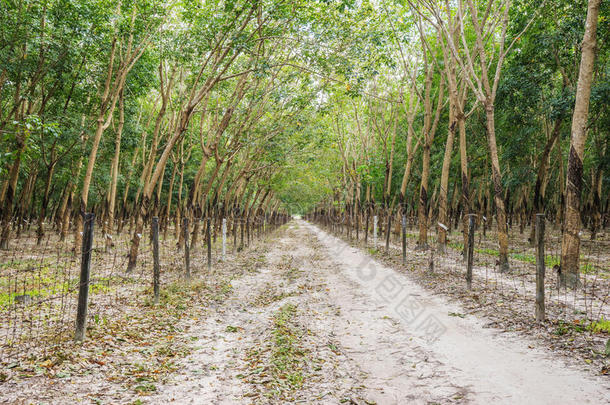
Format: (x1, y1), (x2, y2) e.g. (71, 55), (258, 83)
(150, 220), (609, 404)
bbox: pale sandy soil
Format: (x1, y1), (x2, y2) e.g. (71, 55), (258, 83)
(2, 220), (608, 404)
(301, 220), (609, 404)
(151, 220), (608, 404)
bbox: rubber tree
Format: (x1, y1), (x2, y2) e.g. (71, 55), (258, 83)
(75, 2), (161, 252)
(560, 0), (602, 288)
(417, 0), (545, 272)
(126, 2), (260, 271)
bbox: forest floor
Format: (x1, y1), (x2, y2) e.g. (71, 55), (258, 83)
(1, 220), (609, 404)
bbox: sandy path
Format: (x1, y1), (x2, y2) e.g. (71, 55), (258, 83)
(149, 250), (283, 403)
(304, 220), (609, 404)
(146, 220), (608, 404)
(150, 223), (368, 404)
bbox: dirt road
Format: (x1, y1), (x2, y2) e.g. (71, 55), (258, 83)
(148, 220), (608, 404)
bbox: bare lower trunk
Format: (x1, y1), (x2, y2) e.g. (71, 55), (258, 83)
(75, 115), (108, 252)
(0, 136), (26, 250)
(55, 182), (70, 231)
(560, 0), (600, 288)
(529, 118), (561, 245)
(60, 192), (73, 242)
(459, 117), (470, 258)
(127, 199), (147, 272)
(485, 106), (509, 272)
(164, 163), (178, 238)
(590, 166), (603, 240)
(556, 138), (565, 227)
(417, 145), (430, 249)
(36, 163), (55, 244)
(60, 156), (84, 242)
(104, 91), (125, 250)
(438, 108), (456, 253)
(589, 140), (605, 239)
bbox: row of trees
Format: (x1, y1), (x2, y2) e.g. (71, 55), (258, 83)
(306, 0), (607, 289)
(0, 0), (608, 289)
(0, 0), (345, 267)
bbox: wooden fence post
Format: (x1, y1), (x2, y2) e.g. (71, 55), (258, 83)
(183, 217), (190, 280)
(385, 214), (392, 252)
(233, 214), (238, 253)
(206, 216), (212, 272)
(152, 216), (160, 304)
(373, 215), (378, 249)
(222, 218), (227, 261)
(75, 212), (94, 342)
(402, 214), (407, 264)
(535, 213), (546, 321)
(466, 214), (476, 290)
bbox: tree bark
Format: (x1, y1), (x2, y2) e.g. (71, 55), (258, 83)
(104, 90), (125, 250)
(36, 161), (55, 244)
(437, 98), (456, 253)
(0, 130), (28, 249)
(485, 105), (510, 272)
(458, 116), (470, 257)
(560, 0), (601, 288)
(417, 77), (444, 249)
(529, 118), (562, 245)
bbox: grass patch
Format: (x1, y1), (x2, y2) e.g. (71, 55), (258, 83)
(553, 319), (586, 336)
(447, 243), (603, 276)
(448, 241), (464, 251)
(133, 382), (156, 394)
(448, 312), (466, 318)
(588, 317), (610, 334)
(553, 318), (610, 336)
(252, 285), (297, 307)
(0, 258), (122, 308)
(242, 303), (309, 400)
(283, 267), (303, 282)
(144, 279), (207, 310)
(269, 304), (306, 394)
(0, 260), (72, 307)
(211, 279), (233, 302)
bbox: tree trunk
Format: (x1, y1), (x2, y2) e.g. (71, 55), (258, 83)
(485, 105), (510, 272)
(590, 138), (605, 239)
(555, 136), (565, 227)
(175, 161), (185, 240)
(74, 39), (121, 252)
(417, 143), (431, 249)
(0, 132), (27, 249)
(560, 0), (601, 288)
(164, 161), (178, 239)
(437, 102), (456, 253)
(104, 91), (125, 250)
(416, 75), (443, 249)
(55, 181), (70, 231)
(529, 118), (562, 245)
(458, 116), (470, 258)
(128, 107), (193, 271)
(36, 162), (55, 244)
